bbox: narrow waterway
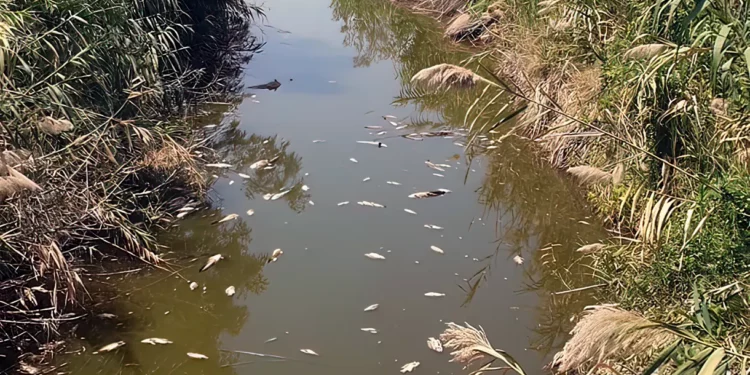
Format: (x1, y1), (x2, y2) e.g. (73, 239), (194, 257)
(56, 0), (605, 374)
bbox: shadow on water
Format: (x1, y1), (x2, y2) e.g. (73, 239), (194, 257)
(331, 0), (605, 357)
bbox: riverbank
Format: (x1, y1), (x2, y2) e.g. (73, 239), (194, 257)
(0, 0), (262, 371)
(398, 0), (750, 373)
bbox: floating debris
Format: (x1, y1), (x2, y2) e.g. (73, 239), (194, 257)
(401, 361), (420, 373)
(312, 139), (326, 143)
(424, 224), (443, 230)
(513, 255), (524, 265)
(141, 338), (173, 345)
(362, 177), (371, 182)
(365, 126), (383, 130)
(430, 245), (444, 254)
(238, 173), (251, 179)
(199, 254), (223, 272)
(364, 304), (379, 312)
(95, 341), (125, 354)
(301, 184), (310, 192)
(205, 163), (232, 168)
(424, 292), (445, 297)
(386, 181), (401, 185)
(271, 189), (291, 201)
(350, 158), (359, 163)
(408, 189), (451, 199)
(404, 209), (417, 215)
(425, 161), (445, 172)
(265, 337), (278, 343)
(212, 213), (238, 225)
(187, 352), (208, 360)
(337, 201), (350, 206)
(427, 337), (443, 352)
(433, 173), (445, 177)
(246, 209), (255, 216)
(189, 281), (198, 290)
(271, 249), (283, 262)
(300, 349), (319, 356)
(361, 328), (378, 334)
(358, 201), (385, 208)
(365, 253), (386, 260)
(356, 141), (387, 148)
(225, 286), (236, 296)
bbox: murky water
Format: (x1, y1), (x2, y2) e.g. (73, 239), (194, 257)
(56, 0), (606, 374)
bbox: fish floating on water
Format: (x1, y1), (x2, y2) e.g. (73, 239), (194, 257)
(364, 304), (379, 312)
(356, 141), (387, 148)
(360, 328), (378, 334)
(95, 341), (125, 354)
(141, 338), (173, 345)
(189, 281), (198, 290)
(337, 201), (350, 206)
(400, 361), (420, 373)
(404, 209), (417, 215)
(248, 79), (281, 91)
(187, 352), (208, 360)
(513, 255), (524, 264)
(350, 158), (358, 163)
(225, 286), (236, 296)
(199, 254), (223, 272)
(408, 189), (451, 199)
(250, 156), (280, 170)
(212, 213), (238, 225)
(265, 337), (278, 343)
(424, 292), (445, 297)
(300, 349), (319, 356)
(238, 173), (251, 179)
(357, 201), (385, 208)
(427, 337), (443, 352)
(386, 181), (401, 185)
(364, 252), (385, 260)
(205, 163), (232, 168)
(270, 189), (291, 201)
(424, 224), (443, 230)
(362, 177), (371, 182)
(364, 126), (383, 130)
(430, 245), (444, 254)
(270, 248), (283, 263)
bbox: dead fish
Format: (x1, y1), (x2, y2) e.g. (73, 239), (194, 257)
(309, 200), (315, 205)
(141, 338), (173, 345)
(225, 286), (236, 296)
(187, 352), (208, 360)
(97, 313), (117, 319)
(386, 181), (401, 185)
(435, 163), (452, 168)
(238, 173), (251, 179)
(430, 245), (444, 254)
(364, 304), (379, 312)
(271, 189), (291, 200)
(388, 121), (399, 127)
(424, 224), (443, 230)
(425, 161), (445, 172)
(433, 173), (445, 177)
(427, 337), (443, 353)
(400, 361), (420, 373)
(177, 206), (195, 212)
(204, 124), (217, 129)
(312, 139), (326, 143)
(364, 252), (386, 260)
(424, 292), (445, 297)
(199, 254), (223, 272)
(513, 255), (524, 264)
(383, 115), (397, 119)
(189, 281), (198, 290)
(357, 201), (385, 208)
(486, 145), (498, 150)
(408, 189), (451, 199)
(212, 213), (238, 225)
(404, 209), (417, 215)
(301, 185), (310, 191)
(360, 328), (378, 334)
(395, 125), (408, 130)
(265, 337), (278, 343)
(356, 140), (387, 148)
(365, 126), (383, 130)
(404, 134), (424, 141)
(350, 158), (358, 163)
(250, 156), (280, 170)
(228, 180), (235, 185)
(337, 201), (350, 206)
(300, 349), (319, 356)
(263, 193), (273, 200)
(271, 248), (283, 262)
(205, 163), (233, 168)
(246, 209), (255, 216)
(95, 341), (125, 354)
(176, 211), (190, 219)
(362, 177), (371, 182)
(453, 142), (465, 147)
(376, 131), (387, 135)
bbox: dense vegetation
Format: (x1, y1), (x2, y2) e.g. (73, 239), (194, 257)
(402, 0), (750, 372)
(0, 0), (261, 369)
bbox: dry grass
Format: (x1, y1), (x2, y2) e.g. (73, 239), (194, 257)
(440, 322), (526, 374)
(0, 166), (42, 201)
(445, 13), (473, 40)
(411, 63), (486, 89)
(552, 306), (676, 372)
(567, 165), (612, 185)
